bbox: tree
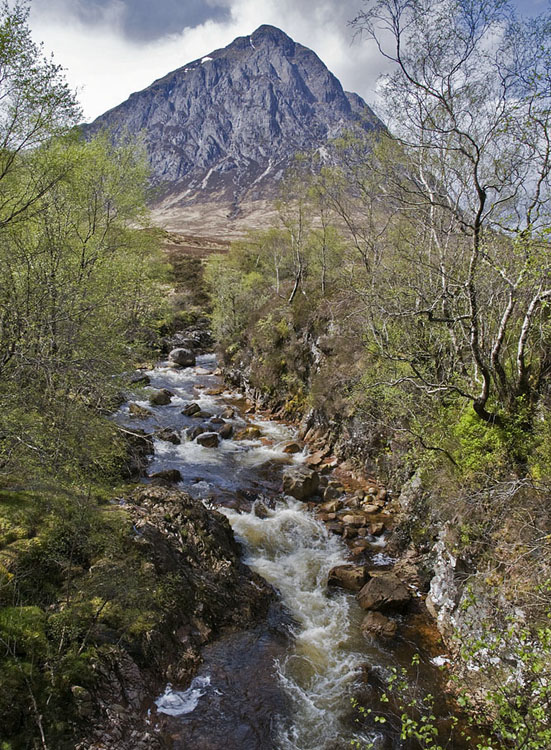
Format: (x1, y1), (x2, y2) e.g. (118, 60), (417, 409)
(0, 2), (164, 485)
(0, 0), (79, 227)
(346, 0), (551, 427)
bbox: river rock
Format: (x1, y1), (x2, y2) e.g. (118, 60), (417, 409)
(221, 407), (235, 419)
(357, 574), (411, 613)
(323, 482), (344, 502)
(370, 522), (385, 536)
(186, 425), (208, 440)
(169, 348), (196, 367)
(155, 428), (181, 445)
(218, 423), (233, 439)
(129, 370), (151, 386)
(341, 513), (368, 527)
(326, 521), (344, 535)
(128, 402), (153, 419)
(196, 432), (220, 448)
(328, 565), (367, 591)
(237, 426), (262, 440)
(282, 467), (319, 500)
(182, 402), (201, 416)
(361, 504), (380, 514)
(149, 389), (173, 406)
(282, 441), (303, 454)
(304, 448), (329, 467)
(210, 416), (225, 424)
(361, 611), (397, 639)
(149, 469), (182, 484)
(319, 499), (343, 513)
(192, 410), (212, 419)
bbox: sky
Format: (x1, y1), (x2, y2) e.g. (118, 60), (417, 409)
(28, 0), (548, 123)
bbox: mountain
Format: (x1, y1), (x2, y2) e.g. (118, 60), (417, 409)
(86, 24), (382, 226)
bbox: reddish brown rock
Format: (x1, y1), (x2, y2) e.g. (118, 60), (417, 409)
(282, 467), (319, 500)
(319, 499), (343, 513)
(357, 574), (411, 613)
(370, 522), (385, 536)
(282, 441), (303, 454)
(361, 611), (397, 639)
(328, 565), (367, 592)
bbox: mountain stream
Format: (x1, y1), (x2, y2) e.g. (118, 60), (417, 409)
(120, 354), (452, 750)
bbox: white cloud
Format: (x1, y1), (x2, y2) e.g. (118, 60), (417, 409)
(29, 0), (388, 121)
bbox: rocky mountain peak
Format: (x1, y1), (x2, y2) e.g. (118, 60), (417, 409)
(86, 25), (382, 213)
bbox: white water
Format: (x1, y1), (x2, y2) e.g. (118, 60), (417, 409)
(155, 676), (211, 716)
(222, 499), (374, 750)
(126, 355), (378, 748)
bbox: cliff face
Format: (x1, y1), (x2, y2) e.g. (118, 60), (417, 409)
(86, 25), (382, 208)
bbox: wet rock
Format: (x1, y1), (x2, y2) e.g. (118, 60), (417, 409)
(343, 526), (358, 539)
(315, 511), (337, 522)
(186, 425), (208, 440)
(323, 482), (344, 502)
(370, 522), (385, 536)
(192, 410), (212, 419)
(361, 503), (380, 514)
(319, 499), (343, 513)
(182, 402), (201, 416)
(196, 431), (220, 448)
(155, 428), (181, 445)
(361, 611), (397, 639)
(341, 513), (368, 526)
(282, 441), (303, 454)
(328, 565), (367, 591)
(218, 423), (234, 440)
(304, 448), (329, 467)
(149, 389), (173, 406)
(237, 426), (262, 440)
(357, 573), (411, 613)
(282, 466), (319, 500)
(129, 370), (151, 386)
(326, 521), (344, 535)
(169, 347), (196, 367)
(129, 402), (153, 419)
(210, 416), (225, 424)
(221, 407), (235, 419)
(149, 469), (182, 484)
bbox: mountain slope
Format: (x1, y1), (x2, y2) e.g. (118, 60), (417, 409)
(86, 25), (382, 213)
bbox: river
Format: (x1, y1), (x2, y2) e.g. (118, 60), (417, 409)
(119, 353), (455, 750)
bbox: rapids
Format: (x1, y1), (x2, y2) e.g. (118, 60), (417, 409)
(120, 354), (453, 750)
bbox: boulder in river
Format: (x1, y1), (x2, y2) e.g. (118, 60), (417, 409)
(221, 407), (235, 419)
(282, 441), (303, 454)
(361, 611), (397, 639)
(169, 348), (196, 367)
(237, 426), (262, 440)
(328, 565), (367, 592)
(282, 466), (319, 500)
(187, 425), (208, 440)
(323, 482), (344, 502)
(218, 423), (234, 440)
(155, 428), (181, 445)
(182, 402), (201, 416)
(149, 469), (182, 484)
(129, 402), (153, 419)
(149, 389), (173, 406)
(129, 370), (151, 386)
(196, 431), (220, 448)
(357, 573), (411, 613)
